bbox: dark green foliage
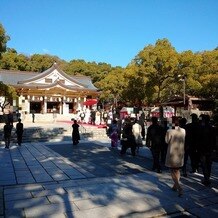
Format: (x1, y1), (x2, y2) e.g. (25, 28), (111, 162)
(0, 22), (217, 105)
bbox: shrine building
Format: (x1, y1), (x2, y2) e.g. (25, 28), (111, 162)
(0, 63), (99, 115)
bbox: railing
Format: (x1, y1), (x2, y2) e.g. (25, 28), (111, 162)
(79, 124), (87, 134)
(79, 124), (94, 138)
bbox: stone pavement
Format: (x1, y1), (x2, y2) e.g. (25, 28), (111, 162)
(0, 122), (218, 217)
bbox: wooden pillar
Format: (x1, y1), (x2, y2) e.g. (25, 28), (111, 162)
(44, 96), (47, 114)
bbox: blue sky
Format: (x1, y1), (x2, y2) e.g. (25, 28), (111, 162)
(0, 0), (217, 67)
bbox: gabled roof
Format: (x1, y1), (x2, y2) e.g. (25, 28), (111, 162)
(13, 80), (97, 92)
(0, 63), (98, 91)
(0, 70), (37, 85)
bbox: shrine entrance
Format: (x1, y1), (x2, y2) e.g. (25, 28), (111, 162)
(47, 102), (61, 113)
(30, 102), (42, 113)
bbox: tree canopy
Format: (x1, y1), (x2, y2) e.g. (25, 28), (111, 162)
(0, 82), (17, 111)
(0, 22), (217, 108)
(0, 23), (10, 58)
(132, 39), (179, 104)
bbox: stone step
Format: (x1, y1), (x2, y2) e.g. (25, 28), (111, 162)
(0, 125), (108, 144)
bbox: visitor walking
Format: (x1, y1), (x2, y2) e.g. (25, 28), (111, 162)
(4, 121), (13, 149)
(80, 111), (85, 123)
(90, 109), (96, 125)
(120, 119), (137, 156)
(198, 114), (216, 186)
(178, 118), (188, 177)
(146, 117), (165, 173)
(16, 118), (24, 146)
(72, 120), (80, 145)
(95, 110), (101, 125)
(185, 113), (201, 173)
(132, 119), (143, 153)
(160, 119), (169, 164)
(165, 117), (186, 197)
(138, 110), (146, 140)
(32, 111), (35, 123)
(108, 119), (119, 147)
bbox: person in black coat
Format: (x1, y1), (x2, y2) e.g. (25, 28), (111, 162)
(72, 120), (80, 145)
(198, 114), (216, 186)
(185, 113), (201, 173)
(16, 118), (24, 146)
(4, 121), (13, 149)
(179, 118), (188, 177)
(120, 119), (137, 156)
(146, 117), (165, 173)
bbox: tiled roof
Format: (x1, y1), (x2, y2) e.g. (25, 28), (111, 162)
(0, 64), (98, 91)
(0, 70), (37, 85)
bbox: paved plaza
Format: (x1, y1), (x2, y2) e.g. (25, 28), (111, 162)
(0, 121), (218, 218)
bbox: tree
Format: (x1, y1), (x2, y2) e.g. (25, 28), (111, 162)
(63, 59), (112, 83)
(0, 49), (32, 71)
(0, 23), (10, 58)
(95, 67), (126, 106)
(197, 50), (218, 99)
(199, 74), (218, 99)
(170, 50), (203, 98)
(30, 54), (63, 72)
(0, 82), (17, 112)
(133, 39), (179, 104)
(121, 64), (148, 106)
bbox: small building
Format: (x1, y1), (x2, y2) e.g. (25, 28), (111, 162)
(0, 63), (99, 115)
(162, 95), (215, 119)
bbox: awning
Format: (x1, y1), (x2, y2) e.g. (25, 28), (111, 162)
(83, 99), (98, 106)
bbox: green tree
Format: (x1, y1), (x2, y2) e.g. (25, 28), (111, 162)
(30, 54), (63, 72)
(63, 59), (112, 83)
(0, 82), (17, 111)
(198, 50), (218, 99)
(95, 67), (126, 106)
(169, 50), (203, 98)
(0, 23), (10, 58)
(121, 64), (148, 105)
(0, 49), (32, 71)
(133, 39), (179, 104)
(199, 74), (218, 99)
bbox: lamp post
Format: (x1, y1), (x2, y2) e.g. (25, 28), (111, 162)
(183, 76), (186, 106)
(178, 75), (186, 107)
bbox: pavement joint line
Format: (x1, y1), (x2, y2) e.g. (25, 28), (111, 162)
(0, 128), (218, 217)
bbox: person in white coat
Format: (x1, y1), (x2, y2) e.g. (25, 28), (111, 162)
(132, 119), (143, 153)
(165, 117), (186, 197)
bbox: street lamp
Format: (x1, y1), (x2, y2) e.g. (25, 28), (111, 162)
(178, 75), (186, 106)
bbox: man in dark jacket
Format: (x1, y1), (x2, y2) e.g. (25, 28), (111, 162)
(146, 117), (165, 173)
(4, 121), (13, 149)
(16, 118), (24, 146)
(185, 113), (201, 173)
(198, 114), (216, 186)
(120, 119), (137, 156)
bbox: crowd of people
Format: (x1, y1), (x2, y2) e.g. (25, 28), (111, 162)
(2, 108), (217, 197)
(107, 113), (217, 196)
(71, 108), (114, 126)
